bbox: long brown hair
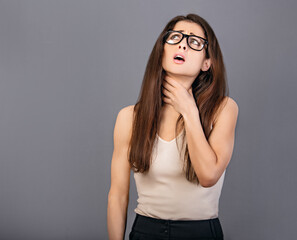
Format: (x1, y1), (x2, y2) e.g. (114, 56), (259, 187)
(128, 13), (229, 184)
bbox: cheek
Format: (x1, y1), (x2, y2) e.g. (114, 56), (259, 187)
(163, 45), (172, 61)
(192, 56), (204, 69)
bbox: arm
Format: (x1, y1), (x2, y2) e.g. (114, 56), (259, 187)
(107, 105), (134, 240)
(182, 97), (239, 187)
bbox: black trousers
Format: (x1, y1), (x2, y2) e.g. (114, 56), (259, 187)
(129, 213), (224, 240)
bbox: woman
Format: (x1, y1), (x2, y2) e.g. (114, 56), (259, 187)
(107, 13), (239, 240)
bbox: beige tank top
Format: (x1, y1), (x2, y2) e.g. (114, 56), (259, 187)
(133, 128), (226, 220)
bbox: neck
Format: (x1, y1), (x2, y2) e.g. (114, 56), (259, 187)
(161, 72), (195, 116)
(165, 72), (194, 91)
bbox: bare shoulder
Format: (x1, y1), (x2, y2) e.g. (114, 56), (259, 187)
(114, 105), (135, 146)
(118, 104), (135, 117)
(223, 97), (239, 112)
(116, 105), (135, 130)
(213, 97), (239, 127)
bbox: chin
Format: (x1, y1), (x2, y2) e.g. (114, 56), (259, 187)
(166, 69), (195, 77)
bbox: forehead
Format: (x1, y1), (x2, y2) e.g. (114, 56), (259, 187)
(173, 21), (205, 38)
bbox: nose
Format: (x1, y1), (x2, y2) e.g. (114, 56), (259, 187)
(178, 38), (188, 51)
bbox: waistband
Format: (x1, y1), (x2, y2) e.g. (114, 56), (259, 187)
(132, 213), (224, 239)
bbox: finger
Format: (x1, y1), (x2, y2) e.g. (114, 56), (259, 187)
(162, 86), (174, 98)
(164, 76), (177, 88)
(162, 81), (175, 92)
(162, 95), (171, 104)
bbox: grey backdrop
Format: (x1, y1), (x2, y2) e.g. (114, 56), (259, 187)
(0, 0), (296, 239)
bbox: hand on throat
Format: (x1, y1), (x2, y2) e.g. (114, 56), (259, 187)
(165, 71), (194, 91)
(162, 72), (193, 117)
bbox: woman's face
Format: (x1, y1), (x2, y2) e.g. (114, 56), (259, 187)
(162, 20), (211, 82)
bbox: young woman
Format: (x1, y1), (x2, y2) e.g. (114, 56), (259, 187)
(107, 13), (239, 240)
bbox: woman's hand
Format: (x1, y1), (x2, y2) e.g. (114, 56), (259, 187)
(162, 74), (198, 116)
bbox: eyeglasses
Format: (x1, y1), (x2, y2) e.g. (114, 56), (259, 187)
(163, 30), (208, 51)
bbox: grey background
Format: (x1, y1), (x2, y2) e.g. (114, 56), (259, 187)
(0, 0), (296, 239)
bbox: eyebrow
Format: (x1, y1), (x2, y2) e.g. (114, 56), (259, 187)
(176, 30), (197, 35)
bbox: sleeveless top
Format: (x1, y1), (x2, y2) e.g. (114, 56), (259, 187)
(133, 127), (226, 220)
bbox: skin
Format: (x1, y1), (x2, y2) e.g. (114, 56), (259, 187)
(107, 20), (239, 239)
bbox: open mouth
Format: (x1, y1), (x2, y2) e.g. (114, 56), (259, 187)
(173, 54), (185, 62)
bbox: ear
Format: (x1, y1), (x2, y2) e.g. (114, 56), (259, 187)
(201, 58), (211, 72)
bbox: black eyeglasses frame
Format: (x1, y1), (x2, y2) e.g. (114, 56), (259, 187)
(163, 30), (208, 52)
